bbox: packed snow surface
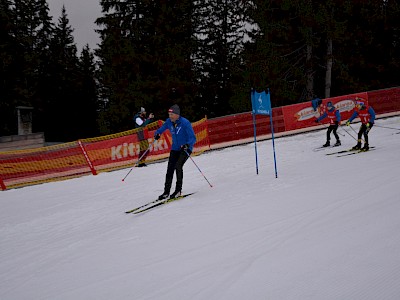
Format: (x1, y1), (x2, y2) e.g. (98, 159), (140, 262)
(1, 117), (400, 300)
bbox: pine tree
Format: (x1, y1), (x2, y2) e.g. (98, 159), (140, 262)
(13, 0), (42, 105)
(193, 0), (251, 117)
(96, 0), (141, 133)
(76, 45), (100, 138)
(312, 0), (348, 98)
(332, 0), (400, 95)
(44, 6), (80, 141)
(31, 0), (54, 133)
(242, 0), (304, 106)
(0, 0), (17, 135)
(96, 0), (196, 133)
(242, 0), (351, 105)
(0, 0), (54, 136)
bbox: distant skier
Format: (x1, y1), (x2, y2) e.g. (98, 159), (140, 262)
(154, 104), (196, 200)
(315, 101), (341, 147)
(346, 98), (376, 151)
(133, 107), (154, 167)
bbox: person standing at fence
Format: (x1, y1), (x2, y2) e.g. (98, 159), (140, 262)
(315, 101), (341, 147)
(154, 104), (196, 200)
(134, 107), (154, 167)
(311, 95), (326, 116)
(346, 99), (376, 151)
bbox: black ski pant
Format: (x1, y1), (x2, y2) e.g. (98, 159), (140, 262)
(326, 124), (339, 142)
(137, 130), (149, 163)
(164, 150), (189, 193)
(358, 123), (373, 144)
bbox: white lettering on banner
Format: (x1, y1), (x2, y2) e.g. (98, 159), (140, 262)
(131, 144), (138, 156)
(336, 100), (355, 113)
(257, 109), (270, 115)
(111, 145), (122, 160)
(123, 143), (128, 157)
(153, 139), (168, 151)
(111, 138), (168, 161)
(111, 143), (138, 160)
(295, 107), (316, 121)
(135, 144), (140, 155)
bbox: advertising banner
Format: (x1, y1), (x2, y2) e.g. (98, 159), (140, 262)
(282, 92), (368, 131)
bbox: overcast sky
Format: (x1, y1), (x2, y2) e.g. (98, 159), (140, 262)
(47, 0), (102, 52)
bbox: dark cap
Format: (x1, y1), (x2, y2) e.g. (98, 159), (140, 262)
(168, 104), (180, 115)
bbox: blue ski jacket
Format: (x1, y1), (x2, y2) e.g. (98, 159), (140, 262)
(311, 97), (322, 111)
(348, 106), (376, 124)
(155, 116), (196, 151)
(316, 107), (341, 124)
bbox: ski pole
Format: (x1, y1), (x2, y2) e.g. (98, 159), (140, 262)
(184, 150), (213, 188)
(341, 125), (363, 142)
(373, 124), (400, 131)
(333, 123), (345, 137)
(347, 124), (368, 143)
(349, 124), (365, 138)
(337, 127), (346, 137)
(121, 140), (157, 182)
(319, 122), (345, 137)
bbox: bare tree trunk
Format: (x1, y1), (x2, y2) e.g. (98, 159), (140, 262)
(325, 38), (333, 98)
(306, 43), (314, 100)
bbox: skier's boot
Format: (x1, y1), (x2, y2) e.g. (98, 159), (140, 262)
(361, 143), (369, 151)
(352, 142), (362, 150)
(334, 140), (341, 147)
(158, 191), (170, 200)
(170, 190), (182, 199)
(323, 141), (330, 147)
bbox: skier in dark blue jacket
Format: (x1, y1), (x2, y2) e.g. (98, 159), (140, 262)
(154, 104), (196, 200)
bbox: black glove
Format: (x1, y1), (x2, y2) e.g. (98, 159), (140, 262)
(335, 121), (339, 126)
(315, 119), (319, 123)
(154, 133), (160, 140)
(181, 144), (191, 154)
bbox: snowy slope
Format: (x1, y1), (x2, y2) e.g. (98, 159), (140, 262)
(1, 117), (400, 300)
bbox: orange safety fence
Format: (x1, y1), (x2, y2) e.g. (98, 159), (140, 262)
(0, 118), (210, 190)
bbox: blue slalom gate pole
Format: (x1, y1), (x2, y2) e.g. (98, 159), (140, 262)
(252, 88), (278, 178)
(251, 89), (259, 175)
(269, 110), (278, 178)
(268, 89), (278, 178)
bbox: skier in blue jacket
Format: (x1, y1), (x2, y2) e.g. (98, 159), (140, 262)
(154, 104), (196, 200)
